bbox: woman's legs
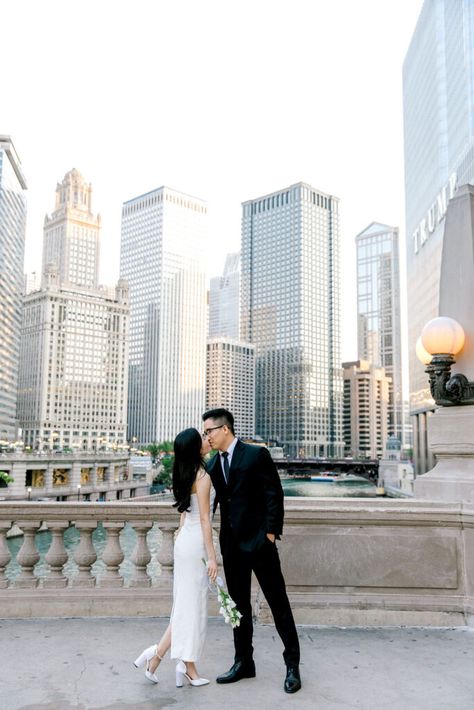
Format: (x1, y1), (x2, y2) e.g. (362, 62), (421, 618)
(148, 623), (171, 674)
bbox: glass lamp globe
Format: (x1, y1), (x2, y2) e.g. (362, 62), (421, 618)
(421, 316), (465, 356)
(415, 336), (432, 365)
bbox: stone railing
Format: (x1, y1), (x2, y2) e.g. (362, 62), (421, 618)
(0, 498), (473, 625)
(0, 501), (201, 618)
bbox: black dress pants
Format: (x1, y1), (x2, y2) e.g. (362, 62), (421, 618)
(222, 536), (300, 667)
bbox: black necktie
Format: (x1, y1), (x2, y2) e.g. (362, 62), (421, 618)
(221, 451), (230, 484)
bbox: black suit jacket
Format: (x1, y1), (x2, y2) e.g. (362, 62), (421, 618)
(207, 440), (284, 553)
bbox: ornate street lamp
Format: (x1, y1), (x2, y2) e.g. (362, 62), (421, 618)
(418, 316), (474, 406)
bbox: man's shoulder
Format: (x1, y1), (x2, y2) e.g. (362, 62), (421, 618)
(238, 441), (271, 458)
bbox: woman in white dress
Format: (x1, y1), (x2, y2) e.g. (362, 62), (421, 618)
(134, 428), (217, 687)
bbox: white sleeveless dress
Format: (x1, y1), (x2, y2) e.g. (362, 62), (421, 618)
(170, 486), (214, 662)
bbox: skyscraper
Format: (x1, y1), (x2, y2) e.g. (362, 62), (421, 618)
(206, 338), (255, 439)
(403, 0), (474, 411)
(0, 136), (27, 442)
(17, 172), (129, 452)
(209, 251), (240, 339)
(356, 222), (403, 443)
(241, 182), (343, 457)
(342, 359), (390, 460)
(42, 169), (100, 289)
(120, 187), (208, 443)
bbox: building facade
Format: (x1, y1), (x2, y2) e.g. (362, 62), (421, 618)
(403, 0), (474, 411)
(206, 338), (255, 439)
(208, 251), (240, 339)
(17, 171), (129, 452)
(0, 136), (27, 442)
(356, 222), (403, 444)
(42, 169), (100, 289)
(342, 359), (390, 460)
(17, 267), (129, 451)
(241, 182), (343, 457)
(120, 187), (208, 443)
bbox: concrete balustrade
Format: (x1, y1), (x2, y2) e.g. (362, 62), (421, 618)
(0, 498), (473, 626)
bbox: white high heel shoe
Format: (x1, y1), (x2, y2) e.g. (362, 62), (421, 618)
(175, 660), (209, 687)
(133, 644), (162, 684)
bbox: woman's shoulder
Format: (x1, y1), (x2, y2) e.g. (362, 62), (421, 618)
(196, 468), (210, 484)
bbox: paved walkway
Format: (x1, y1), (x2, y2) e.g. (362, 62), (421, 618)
(1, 618), (473, 710)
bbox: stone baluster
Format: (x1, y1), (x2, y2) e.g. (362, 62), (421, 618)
(157, 522), (177, 588)
(43, 521), (69, 588)
(130, 521), (153, 588)
(15, 521), (41, 588)
(0, 521), (12, 588)
(72, 521), (97, 587)
(100, 522), (125, 587)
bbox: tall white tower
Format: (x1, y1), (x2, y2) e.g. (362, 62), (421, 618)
(42, 168), (101, 288)
(120, 187), (208, 443)
(241, 182), (343, 457)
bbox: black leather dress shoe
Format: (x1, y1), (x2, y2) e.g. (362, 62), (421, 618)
(216, 660), (256, 684)
(284, 666), (301, 693)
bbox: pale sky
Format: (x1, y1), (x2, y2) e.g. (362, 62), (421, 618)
(3, 0), (424, 363)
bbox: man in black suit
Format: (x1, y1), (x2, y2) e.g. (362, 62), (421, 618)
(202, 408), (301, 694)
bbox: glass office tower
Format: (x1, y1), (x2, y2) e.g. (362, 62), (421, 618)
(120, 187), (207, 444)
(208, 251), (240, 339)
(356, 222), (403, 444)
(0, 136), (27, 442)
(404, 0), (474, 410)
(241, 182), (343, 457)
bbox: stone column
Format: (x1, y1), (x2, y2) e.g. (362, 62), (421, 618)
(414, 405), (474, 501)
(130, 521), (153, 588)
(157, 523), (177, 588)
(100, 522), (125, 587)
(44, 464), (54, 496)
(72, 521), (98, 587)
(16, 522), (40, 588)
(43, 521), (69, 588)
(0, 521), (12, 588)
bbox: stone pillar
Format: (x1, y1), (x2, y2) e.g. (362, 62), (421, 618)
(130, 521), (153, 588)
(72, 521), (98, 587)
(414, 405), (474, 501)
(16, 522), (40, 588)
(157, 523), (176, 588)
(44, 464), (54, 495)
(43, 521), (69, 588)
(100, 522), (125, 588)
(8, 461), (27, 498)
(0, 521), (12, 588)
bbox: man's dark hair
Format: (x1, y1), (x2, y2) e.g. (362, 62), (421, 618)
(202, 408), (235, 435)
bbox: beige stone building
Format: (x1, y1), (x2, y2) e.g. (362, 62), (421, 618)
(17, 171), (129, 452)
(342, 359), (390, 459)
(206, 338), (255, 439)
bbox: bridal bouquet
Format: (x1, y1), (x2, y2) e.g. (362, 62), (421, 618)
(202, 559), (243, 628)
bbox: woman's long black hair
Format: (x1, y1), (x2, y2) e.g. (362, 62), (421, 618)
(172, 427), (205, 513)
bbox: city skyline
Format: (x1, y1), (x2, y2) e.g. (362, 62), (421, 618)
(2, 0), (424, 365)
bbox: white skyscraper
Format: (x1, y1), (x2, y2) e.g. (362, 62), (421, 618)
(120, 187), (208, 443)
(356, 222), (403, 444)
(0, 136), (27, 442)
(209, 251), (240, 339)
(42, 169), (101, 288)
(241, 182), (343, 457)
(17, 172), (129, 451)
